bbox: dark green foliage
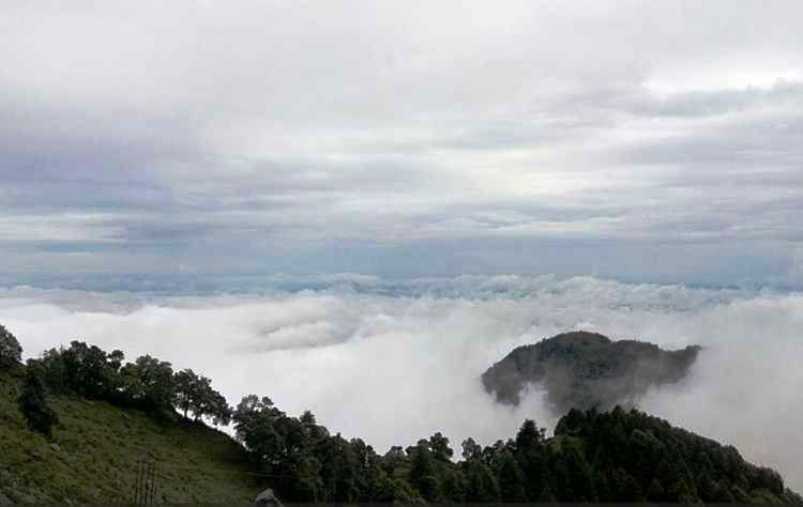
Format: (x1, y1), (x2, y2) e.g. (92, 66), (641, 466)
(38, 341), (128, 401)
(408, 440), (441, 502)
(232, 394), (373, 503)
(496, 450), (526, 502)
(34, 341), (230, 424)
(119, 355), (176, 413)
(550, 407), (797, 504)
(461, 437), (482, 461)
(786, 489), (803, 504)
(230, 399), (799, 505)
(17, 363), (58, 437)
(0, 324), (23, 369)
(230, 392), (801, 505)
(462, 456), (500, 502)
(441, 466), (467, 502)
(550, 441), (596, 501)
(429, 431), (453, 462)
(515, 419), (547, 499)
(174, 368), (231, 424)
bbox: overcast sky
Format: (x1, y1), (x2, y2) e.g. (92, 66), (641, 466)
(2, 0), (803, 287)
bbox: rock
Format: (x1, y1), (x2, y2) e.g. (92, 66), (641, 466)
(254, 488), (283, 507)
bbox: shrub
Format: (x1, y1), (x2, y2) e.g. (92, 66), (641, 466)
(18, 362), (59, 438)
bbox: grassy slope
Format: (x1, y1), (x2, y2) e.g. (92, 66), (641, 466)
(0, 367), (260, 504)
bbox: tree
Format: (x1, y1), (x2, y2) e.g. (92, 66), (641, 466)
(0, 324), (22, 369)
(33, 342), (234, 425)
(232, 395), (287, 467)
(441, 467), (467, 502)
(515, 419), (547, 500)
(18, 362), (59, 438)
(317, 434), (361, 502)
(38, 341), (124, 400)
(119, 355), (176, 413)
(429, 432), (453, 462)
(516, 419), (545, 449)
(173, 368), (230, 424)
(497, 450), (527, 502)
(408, 441), (440, 502)
(205, 390), (232, 425)
(755, 467), (785, 496)
(174, 368), (197, 418)
(461, 437), (482, 461)
(609, 467), (643, 502)
(463, 458), (500, 502)
(382, 445), (407, 474)
(371, 472), (418, 503)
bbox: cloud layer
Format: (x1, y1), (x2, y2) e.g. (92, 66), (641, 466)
(1, 1), (802, 284)
(1, 275), (802, 489)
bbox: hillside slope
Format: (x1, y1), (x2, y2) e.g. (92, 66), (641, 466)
(549, 407), (802, 504)
(482, 331), (700, 412)
(0, 367), (259, 505)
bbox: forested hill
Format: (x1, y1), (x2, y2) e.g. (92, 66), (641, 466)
(482, 330), (701, 411)
(1, 324), (800, 504)
(0, 365), (257, 504)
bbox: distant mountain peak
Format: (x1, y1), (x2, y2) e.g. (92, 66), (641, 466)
(482, 330), (701, 413)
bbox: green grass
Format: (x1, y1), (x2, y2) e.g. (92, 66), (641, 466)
(0, 367), (260, 504)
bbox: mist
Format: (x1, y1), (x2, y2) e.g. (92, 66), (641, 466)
(1, 275), (801, 489)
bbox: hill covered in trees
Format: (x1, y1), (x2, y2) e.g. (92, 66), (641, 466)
(1, 324), (800, 504)
(0, 365), (258, 504)
(482, 330), (701, 412)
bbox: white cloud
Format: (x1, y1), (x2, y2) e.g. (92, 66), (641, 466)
(1, 275), (802, 488)
(1, 1), (802, 281)
(0, 213), (124, 242)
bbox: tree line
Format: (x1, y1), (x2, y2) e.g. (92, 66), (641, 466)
(1, 324), (801, 504)
(229, 397), (800, 504)
(1, 325), (231, 437)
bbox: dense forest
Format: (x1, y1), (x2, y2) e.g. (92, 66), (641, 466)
(483, 330), (701, 411)
(1, 324), (800, 504)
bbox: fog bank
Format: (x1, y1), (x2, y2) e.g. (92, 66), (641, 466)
(1, 275), (801, 489)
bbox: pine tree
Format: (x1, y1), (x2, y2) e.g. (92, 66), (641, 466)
(515, 419), (547, 499)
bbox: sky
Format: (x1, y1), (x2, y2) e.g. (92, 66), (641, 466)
(2, 0), (803, 288)
(3, 2), (803, 489)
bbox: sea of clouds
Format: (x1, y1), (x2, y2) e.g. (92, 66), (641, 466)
(1, 274), (802, 489)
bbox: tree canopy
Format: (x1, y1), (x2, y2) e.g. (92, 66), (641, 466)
(31, 339), (230, 425)
(0, 324), (22, 369)
(230, 397), (802, 505)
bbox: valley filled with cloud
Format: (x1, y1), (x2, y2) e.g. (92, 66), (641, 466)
(2, 275), (801, 488)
